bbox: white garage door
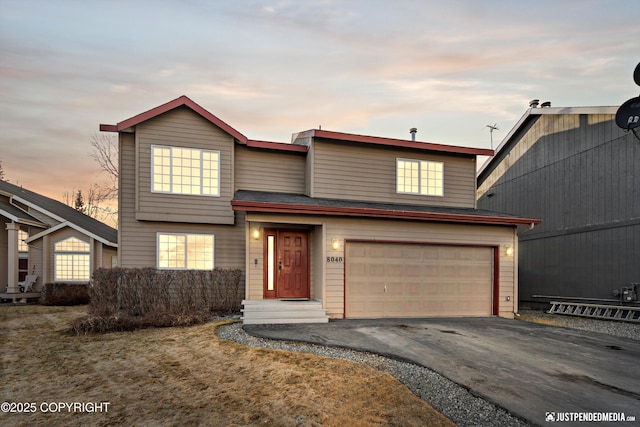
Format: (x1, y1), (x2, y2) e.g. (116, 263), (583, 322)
(345, 242), (494, 318)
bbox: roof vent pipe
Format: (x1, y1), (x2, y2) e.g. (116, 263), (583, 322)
(410, 127), (417, 141)
(529, 99), (540, 108)
(540, 101), (551, 108)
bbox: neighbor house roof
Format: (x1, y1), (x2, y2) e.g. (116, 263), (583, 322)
(477, 105), (619, 182)
(232, 190), (540, 226)
(0, 180), (117, 246)
(0, 199), (46, 227)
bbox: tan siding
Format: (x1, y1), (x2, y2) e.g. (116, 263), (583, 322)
(119, 128), (246, 290)
(118, 132), (136, 269)
(246, 213), (517, 319)
(311, 140), (476, 208)
(311, 225), (324, 301)
(235, 145), (306, 193)
(246, 224), (263, 300)
(119, 213), (245, 270)
(102, 247), (118, 268)
(136, 107), (234, 224)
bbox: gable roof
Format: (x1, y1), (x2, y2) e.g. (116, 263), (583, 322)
(0, 180), (117, 246)
(232, 190), (540, 226)
(477, 105), (619, 183)
(100, 95), (309, 153)
(100, 95), (248, 141)
(101, 96), (495, 157)
(293, 129), (494, 156)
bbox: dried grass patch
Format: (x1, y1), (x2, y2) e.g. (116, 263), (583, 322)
(1, 305), (453, 427)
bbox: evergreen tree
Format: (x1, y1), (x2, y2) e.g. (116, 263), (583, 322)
(74, 189), (86, 214)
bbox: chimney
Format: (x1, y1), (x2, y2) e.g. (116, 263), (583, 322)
(409, 127), (417, 141)
(529, 99), (540, 108)
(540, 101), (551, 108)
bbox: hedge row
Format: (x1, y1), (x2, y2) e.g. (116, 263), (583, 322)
(70, 267), (242, 334)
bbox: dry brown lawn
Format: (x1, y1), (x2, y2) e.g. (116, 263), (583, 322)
(0, 305), (453, 427)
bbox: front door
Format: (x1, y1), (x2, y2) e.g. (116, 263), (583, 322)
(264, 230), (310, 299)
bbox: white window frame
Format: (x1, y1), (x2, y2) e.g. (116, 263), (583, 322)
(396, 158), (444, 197)
(151, 145), (221, 196)
(54, 237), (91, 282)
(156, 232), (215, 270)
(18, 229), (29, 252)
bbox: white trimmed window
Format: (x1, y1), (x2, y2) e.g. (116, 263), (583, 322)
(152, 145), (220, 196)
(396, 158), (444, 196)
(157, 233), (214, 270)
(54, 237), (90, 282)
(18, 229), (29, 252)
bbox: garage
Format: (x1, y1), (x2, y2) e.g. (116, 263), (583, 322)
(345, 242), (495, 318)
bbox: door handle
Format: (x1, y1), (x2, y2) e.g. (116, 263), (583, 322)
(278, 261), (283, 272)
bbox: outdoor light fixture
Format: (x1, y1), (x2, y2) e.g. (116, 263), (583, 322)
(505, 245), (514, 257)
(252, 228), (261, 240)
(331, 239), (340, 251)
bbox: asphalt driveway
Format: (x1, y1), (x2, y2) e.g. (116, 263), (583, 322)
(244, 317), (640, 426)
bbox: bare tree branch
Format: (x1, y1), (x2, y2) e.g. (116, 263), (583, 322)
(90, 133), (118, 201)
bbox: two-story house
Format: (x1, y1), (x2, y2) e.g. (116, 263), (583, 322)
(101, 96), (539, 324)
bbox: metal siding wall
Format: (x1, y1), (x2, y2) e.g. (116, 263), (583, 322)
(479, 113), (640, 303)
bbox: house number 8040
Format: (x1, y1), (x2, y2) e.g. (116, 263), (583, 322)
(327, 256), (343, 263)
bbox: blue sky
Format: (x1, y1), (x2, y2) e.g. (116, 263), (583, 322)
(1, 0), (639, 208)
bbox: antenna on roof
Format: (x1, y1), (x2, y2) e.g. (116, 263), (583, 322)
(486, 123), (499, 150)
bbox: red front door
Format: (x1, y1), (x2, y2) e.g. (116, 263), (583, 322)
(264, 230), (309, 299)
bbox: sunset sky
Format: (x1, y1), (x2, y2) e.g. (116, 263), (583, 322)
(1, 0), (639, 224)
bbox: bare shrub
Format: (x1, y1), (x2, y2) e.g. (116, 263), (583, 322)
(40, 283), (90, 306)
(75, 267), (242, 334)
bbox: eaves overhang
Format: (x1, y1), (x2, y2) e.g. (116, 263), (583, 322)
(231, 192), (541, 227)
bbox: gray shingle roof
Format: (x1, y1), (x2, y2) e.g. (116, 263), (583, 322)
(233, 190), (540, 225)
(0, 180), (117, 244)
(0, 199), (46, 225)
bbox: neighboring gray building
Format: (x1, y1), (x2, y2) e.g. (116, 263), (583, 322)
(477, 103), (640, 306)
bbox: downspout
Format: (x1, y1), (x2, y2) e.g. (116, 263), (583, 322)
(517, 222), (536, 236)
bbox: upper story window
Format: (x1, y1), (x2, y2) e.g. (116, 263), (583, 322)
(152, 145), (220, 196)
(396, 158), (444, 197)
(157, 233), (214, 270)
(54, 237), (90, 282)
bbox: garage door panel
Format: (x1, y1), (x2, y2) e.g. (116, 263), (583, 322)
(346, 242), (493, 318)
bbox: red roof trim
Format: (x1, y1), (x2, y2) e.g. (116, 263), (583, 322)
(247, 140), (308, 152)
(231, 200), (541, 226)
(99, 124), (118, 132)
(100, 95), (248, 143)
(308, 129), (494, 156)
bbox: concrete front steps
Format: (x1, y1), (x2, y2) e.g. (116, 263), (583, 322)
(241, 299), (329, 324)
